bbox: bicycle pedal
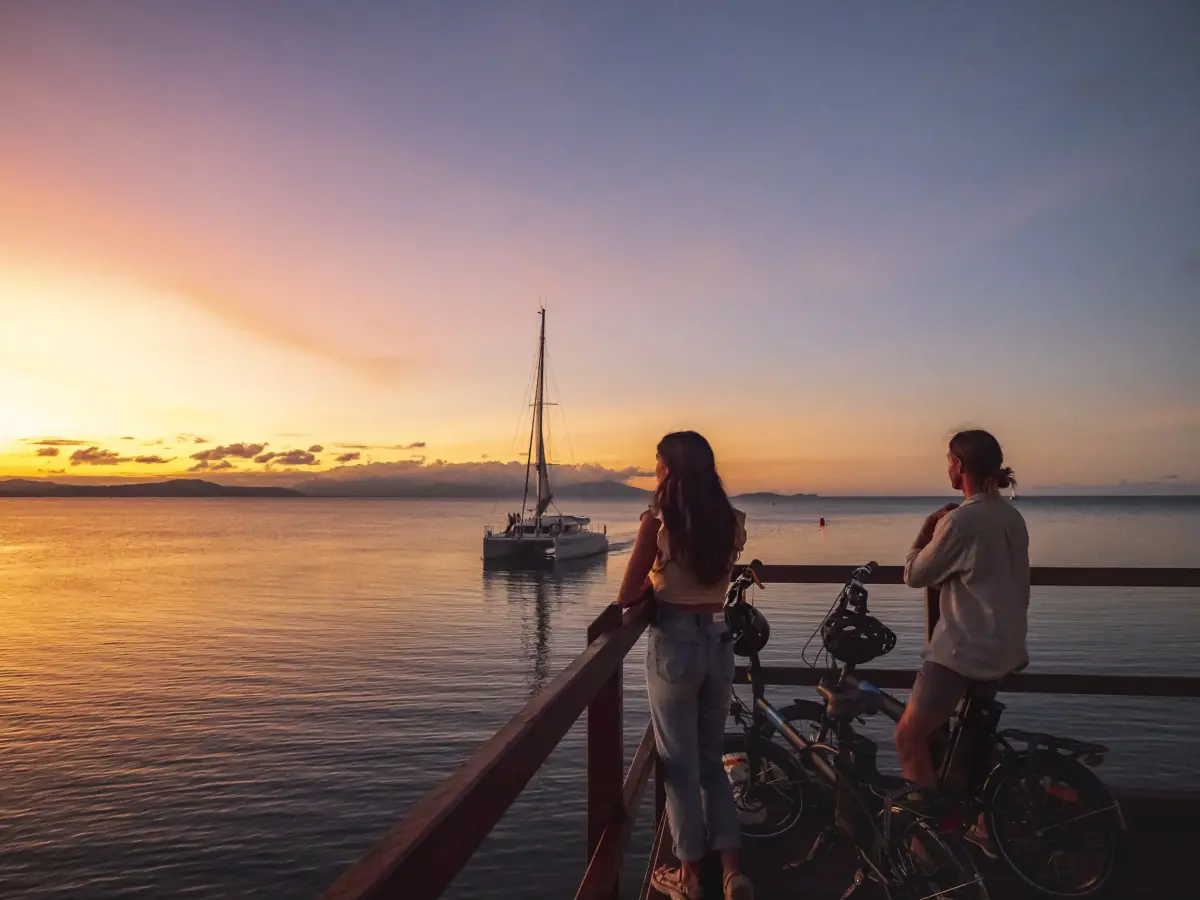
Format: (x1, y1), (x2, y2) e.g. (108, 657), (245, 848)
(785, 836), (828, 870)
(837, 869), (867, 900)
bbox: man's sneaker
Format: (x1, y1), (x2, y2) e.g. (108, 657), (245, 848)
(963, 824), (1000, 860)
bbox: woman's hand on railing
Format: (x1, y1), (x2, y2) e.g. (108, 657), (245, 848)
(618, 578), (653, 609)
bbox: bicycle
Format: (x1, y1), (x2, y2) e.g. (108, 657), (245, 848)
(772, 563), (1131, 897)
(722, 561), (990, 900)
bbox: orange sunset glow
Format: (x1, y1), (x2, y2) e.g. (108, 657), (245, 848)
(1, 4), (1197, 495)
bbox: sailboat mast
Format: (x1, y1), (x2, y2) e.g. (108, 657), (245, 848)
(533, 308), (549, 521)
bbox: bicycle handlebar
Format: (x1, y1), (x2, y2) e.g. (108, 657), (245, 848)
(841, 671), (907, 722)
(851, 560), (879, 582)
(726, 559), (764, 602)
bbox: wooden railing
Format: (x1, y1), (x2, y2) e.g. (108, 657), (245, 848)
(321, 566), (1200, 900)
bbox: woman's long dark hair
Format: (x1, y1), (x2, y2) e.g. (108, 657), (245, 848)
(653, 431), (739, 586)
(949, 429), (1016, 489)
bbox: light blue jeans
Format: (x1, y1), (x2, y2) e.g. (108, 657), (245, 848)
(646, 606), (740, 862)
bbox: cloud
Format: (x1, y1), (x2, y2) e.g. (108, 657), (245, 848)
(307, 444), (324, 453)
(120, 436), (136, 441)
(298, 459), (651, 496)
(157, 275), (413, 386)
(1160, 474), (1180, 480)
(188, 459), (235, 472)
(333, 441), (426, 451)
(23, 437), (89, 446)
(134, 455), (174, 464)
(35, 447), (60, 457)
(190, 442), (267, 461)
(177, 434), (210, 444)
(335, 451), (361, 463)
(256, 449), (319, 467)
(70, 446), (131, 466)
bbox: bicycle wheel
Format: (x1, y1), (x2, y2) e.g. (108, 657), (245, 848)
(776, 698), (830, 744)
(984, 751), (1130, 897)
(886, 818), (991, 900)
(722, 731), (807, 839)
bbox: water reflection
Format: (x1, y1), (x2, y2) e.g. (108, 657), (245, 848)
(482, 554), (609, 695)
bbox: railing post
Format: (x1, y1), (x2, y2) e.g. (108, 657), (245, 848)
(587, 603), (624, 900)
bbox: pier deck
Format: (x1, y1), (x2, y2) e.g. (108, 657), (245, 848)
(645, 789), (1199, 900)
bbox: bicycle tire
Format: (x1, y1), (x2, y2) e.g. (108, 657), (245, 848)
(886, 818), (991, 900)
(722, 731), (808, 839)
(775, 698), (830, 742)
(984, 750), (1130, 897)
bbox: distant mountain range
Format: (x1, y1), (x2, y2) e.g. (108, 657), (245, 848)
(2, 477), (1192, 501)
(733, 491), (819, 503)
(556, 480), (651, 500)
(0, 477), (824, 501)
(0, 478), (302, 498)
(292, 477), (656, 499)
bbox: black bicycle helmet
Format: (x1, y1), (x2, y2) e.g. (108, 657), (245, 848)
(820, 608), (896, 665)
(726, 603), (771, 657)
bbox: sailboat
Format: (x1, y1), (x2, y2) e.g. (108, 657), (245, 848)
(482, 309), (609, 562)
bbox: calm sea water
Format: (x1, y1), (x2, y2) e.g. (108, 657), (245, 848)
(1, 496), (1198, 899)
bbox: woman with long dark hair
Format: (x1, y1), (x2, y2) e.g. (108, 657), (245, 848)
(618, 431), (752, 900)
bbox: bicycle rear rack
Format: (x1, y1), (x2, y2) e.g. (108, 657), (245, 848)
(998, 728), (1109, 764)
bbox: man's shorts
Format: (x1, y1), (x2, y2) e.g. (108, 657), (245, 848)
(909, 660), (998, 722)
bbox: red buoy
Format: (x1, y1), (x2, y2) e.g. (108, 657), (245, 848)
(819, 517), (826, 527)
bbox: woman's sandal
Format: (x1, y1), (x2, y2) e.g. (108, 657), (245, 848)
(723, 871), (754, 900)
(651, 865), (703, 900)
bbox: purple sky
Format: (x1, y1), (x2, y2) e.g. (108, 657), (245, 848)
(1, 2), (1197, 492)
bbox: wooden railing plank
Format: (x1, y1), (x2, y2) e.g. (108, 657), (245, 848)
(576, 723), (657, 900)
(322, 603), (650, 900)
(736, 564), (1200, 588)
(1030, 566), (1200, 588)
(736, 667), (1200, 698)
(622, 722), (657, 822)
(586, 605), (625, 900)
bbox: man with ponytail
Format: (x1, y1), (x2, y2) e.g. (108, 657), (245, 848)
(896, 429), (1030, 853)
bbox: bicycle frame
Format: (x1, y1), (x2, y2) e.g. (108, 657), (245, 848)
(732, 650), (918, 878)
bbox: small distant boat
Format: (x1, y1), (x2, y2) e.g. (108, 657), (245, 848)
(483, 309), (609, 563)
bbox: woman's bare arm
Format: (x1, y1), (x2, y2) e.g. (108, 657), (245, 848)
(618, 514), (660, 608)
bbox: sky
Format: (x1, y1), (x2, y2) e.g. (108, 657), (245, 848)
(1, 2), (1198, 494)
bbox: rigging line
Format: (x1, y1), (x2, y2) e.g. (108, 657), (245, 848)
(544, 346), (578, 466)
(802, 589), (843, 670)
(508, 340), (541, 461)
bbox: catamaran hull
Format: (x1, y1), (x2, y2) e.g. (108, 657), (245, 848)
(482, 536), (552, 560)
(553, 531), (609, 561)
(483, 532), (608, 561)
